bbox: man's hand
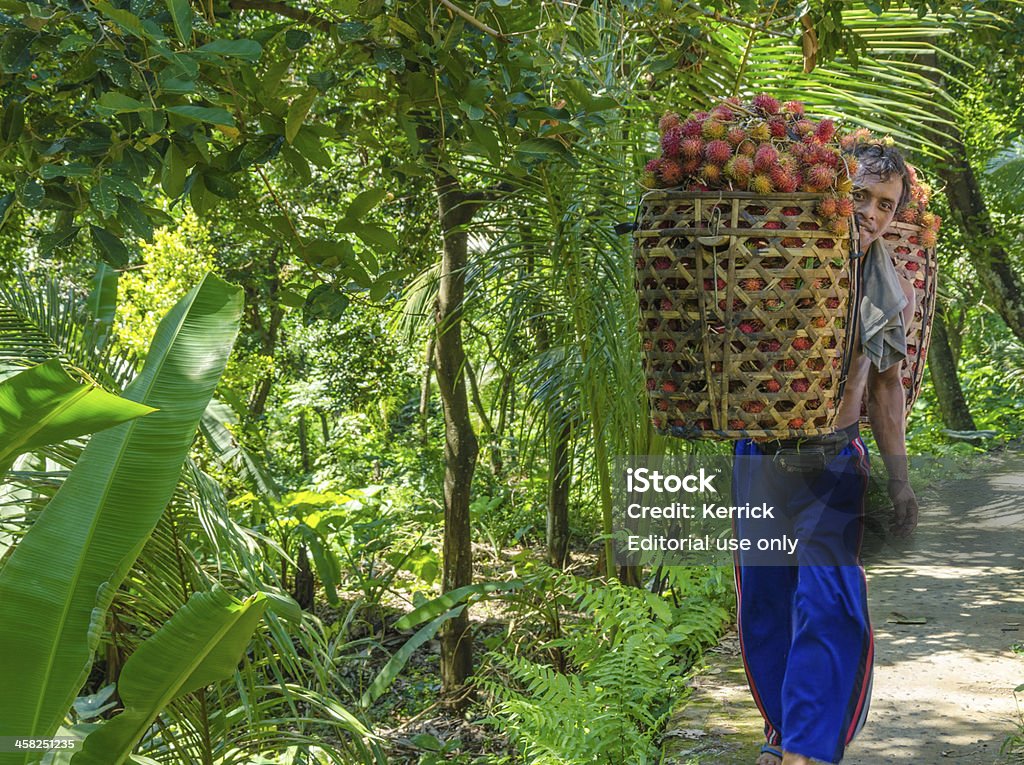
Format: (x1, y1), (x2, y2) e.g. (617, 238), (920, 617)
(887, 479), (919, 538)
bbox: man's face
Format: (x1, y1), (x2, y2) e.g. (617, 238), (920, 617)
(851, 167), (904, 252)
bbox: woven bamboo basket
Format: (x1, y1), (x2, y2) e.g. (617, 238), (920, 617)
(633, 190), (858, 440)
(859, 221), (938, 425)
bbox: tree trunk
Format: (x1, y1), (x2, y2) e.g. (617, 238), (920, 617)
(927, 300), (977, 431)
(298, 411), (310, 472)
(433, 172), (480, 710)
(547, 410), (572, 569)
(936, 147), (1024, 345)
(318, 409), (330, 444)
(420, 336), (435, 446)
(246, 252), (284, 420)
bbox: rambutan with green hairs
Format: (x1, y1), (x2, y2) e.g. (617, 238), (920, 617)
(702, 119), (727, 140)
(753, 144), (778, 173)
(660, 159), (685, 186)
(752, 93), (781, 115)
(920, 211), (937, 229)
(658, 111), (681, 133)
(726, 126), (747, 146)
(836, 177), (853, 196)
(705, 139), (732, 164)
(726, 155), (754, 185)
(749, 122), (770, 142)
(827, 216), (850, 236)
(641, 171), (658, 188)
(750, 173), (774, 194)
(681, 137), (704, 159)
(660, 126), (683, 157)
(680, 119), (703, 138)
(921, 229), (937, 248)
(700, 163), (722, 184)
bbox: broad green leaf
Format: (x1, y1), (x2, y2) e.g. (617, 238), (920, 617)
(38, 226), (80, 255)
(393, 580), (524, 629)
(165, 0), (191, 44)
(96, 92), (147, 114)
(0, 273), (243, 751)
(359, 606), (465, 708)
(85, 262), (118, 351)
(167, 104), (235, 126)
(160, 144), (186, 198)
(71, 587), (267, 765)
(195, 39), (262, 61)
(91, 1), (151, 39)
(0, 192), (16, 230)
(90, 225), (129, 268)
(344, 188), (387, 220)
(89, 179), (117, 217)
(302, 284), (349, 325)
(0, 360), (154, 475)
(286, 90), (315, 144)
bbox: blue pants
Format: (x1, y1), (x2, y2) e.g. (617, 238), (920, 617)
(732, 431), (873, 764)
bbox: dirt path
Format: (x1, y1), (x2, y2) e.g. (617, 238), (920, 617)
(662, 451), (1024, 765)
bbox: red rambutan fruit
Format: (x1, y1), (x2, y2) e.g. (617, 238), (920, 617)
(681, 137), (704, 159)
(726, 126), (747, 146)
(742, 278), (766, 291)
(659, 338), (677, 352)
(742, 400), (766, 413)
(752, 93), (781, 115)
(815, 119), (836, 144)
(680, 119), (703, 138)
(710, 104), (735, 122)
(753, 144), (779, 172)
(921, 230), (937, 248)
(660, 159), (685, 186)
(660, 126), (683, 157)
(659, 111), (681, 133)
(791, 378), (810, 392)
(759, 339), (782, 352)
(769, 119), (787, 138)
(794, 119), (816, 137)
(788, 417), (805, 428)
(835, 198), (854, 218)
(806, 164), (837, 191)
(782, 100), (805, 118)
(705, 139), (732, 164)
(763, 379), (782, 392)
(817, 196), (839, 218)
(681, 157), (701, 175)
(763, 221), (784, 230)
(792, 337), (812, 351)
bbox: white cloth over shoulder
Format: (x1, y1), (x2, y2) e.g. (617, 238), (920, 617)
(858, 239), (908, 373)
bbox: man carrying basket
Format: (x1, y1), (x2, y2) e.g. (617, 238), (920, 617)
(732, 142), (920, 765)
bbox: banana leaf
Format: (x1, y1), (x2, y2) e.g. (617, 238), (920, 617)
(72, 586), (268, 765)
(0, 273), (243, 756)
(0, 359), (155, 475)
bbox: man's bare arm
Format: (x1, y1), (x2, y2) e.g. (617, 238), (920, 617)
(867, 363), (918, 536)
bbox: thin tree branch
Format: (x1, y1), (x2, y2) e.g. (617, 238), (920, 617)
(227, 0), (332, 32)
(439, 0), (506, 41)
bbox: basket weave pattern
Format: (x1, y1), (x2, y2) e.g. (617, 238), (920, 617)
(859, 221), (938, 424)
(634, 190), (857, 439)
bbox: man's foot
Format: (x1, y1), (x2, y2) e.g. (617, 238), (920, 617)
(756, 744), (782, 765)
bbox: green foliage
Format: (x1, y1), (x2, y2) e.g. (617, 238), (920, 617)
(0, 273), (242, 752)
(474, 567), (731, 765)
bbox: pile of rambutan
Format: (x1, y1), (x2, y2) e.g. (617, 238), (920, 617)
(643, 95), (856, 234)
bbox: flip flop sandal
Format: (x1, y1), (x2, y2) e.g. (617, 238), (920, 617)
(760, 744), (784, 761)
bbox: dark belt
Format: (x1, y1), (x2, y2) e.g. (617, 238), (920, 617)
(757, 422), (860, 474)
